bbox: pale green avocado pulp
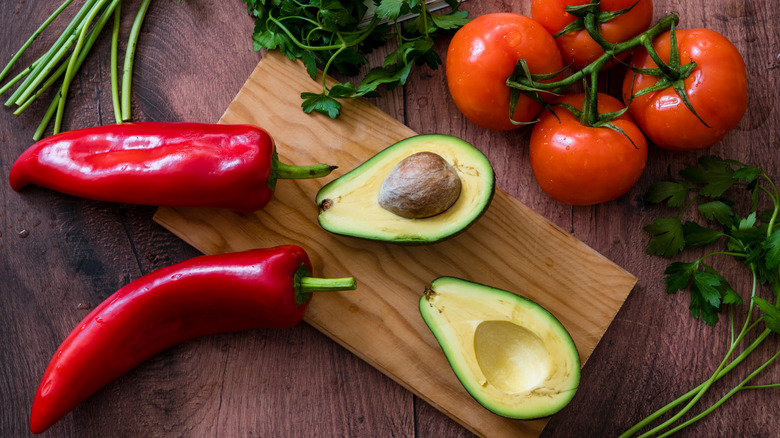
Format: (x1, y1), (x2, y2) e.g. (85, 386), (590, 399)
(315, 134), (495, 244)
(419, 277), (581, 419)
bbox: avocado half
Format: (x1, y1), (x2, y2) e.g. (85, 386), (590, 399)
(419, 277), (581, 419)
(316, 135), (495, 244)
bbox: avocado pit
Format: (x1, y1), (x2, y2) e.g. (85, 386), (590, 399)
(314, 134), (495, 244)
(377, 152), (462, 219)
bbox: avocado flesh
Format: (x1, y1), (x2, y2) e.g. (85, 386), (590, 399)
(419, 277), (580, 419)
(316, 135), (495, 244)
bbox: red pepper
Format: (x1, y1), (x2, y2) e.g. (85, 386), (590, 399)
(9, 122), (335, 212)
(29, 245), (356, 434)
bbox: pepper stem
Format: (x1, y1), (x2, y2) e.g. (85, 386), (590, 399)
(299, 276), (357, 293)
(293, 264), (356, 305)
(267, 151), (337, 191)
(274, 160), (337, 180)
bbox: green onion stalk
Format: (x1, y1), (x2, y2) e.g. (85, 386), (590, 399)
(0, 0), (155, 140)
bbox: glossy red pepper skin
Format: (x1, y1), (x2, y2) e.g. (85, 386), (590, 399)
(30, 245), (314, 434)
(9, 122), (277, 212)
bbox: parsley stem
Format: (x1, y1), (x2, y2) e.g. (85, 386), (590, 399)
(738, 265), (760, 342)
(635, 325), (748, 437)
(656, 349), (780, 438)
(741, 382), (780, 390)
(420, 2), (430, 38)
(268, 14), (380, 52)
(639, 266), (760, 437)
(321, 46), (347, 92)
(701, 251), (745, 260)
(760, 174), (780, 236)
(620, 328), (772, 437)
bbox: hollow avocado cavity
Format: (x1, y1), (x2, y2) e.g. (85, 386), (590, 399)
(419, 277), (580, 419)
(474, 320), (552, 393)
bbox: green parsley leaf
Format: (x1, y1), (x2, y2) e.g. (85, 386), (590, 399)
(328, 82), (358, 98)
(737, 211), (757, 230)
(754, 297), (780, 334)
(734, 165), (762, 182)
(697, 200), (734, 227)
(301, 92), (341, 118)
(679, 156), (737, 197)
(689, 281), (720, 326)
(245, 0), (468, 118)
(682, 221), (722, 248)
(645, 217), (685, 258)
(722, 288), (743, 305)
(375, 0), (405, 21)
(763, 230), (780, 270)
(702, 263), (739, 305)
(301, 51), (318, 80)
(430, 9), (470, 29)
(693, 271), (723, 309)
(318, 1), (354, 32)
(664, 261), (698, 294)
(644, 180), (690, 207)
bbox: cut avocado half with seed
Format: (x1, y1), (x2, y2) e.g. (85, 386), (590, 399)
(316, 134), (495, 244)
(419, 277), (581, 419)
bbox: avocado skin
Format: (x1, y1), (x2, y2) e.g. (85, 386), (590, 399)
(315, 134), (495, 245)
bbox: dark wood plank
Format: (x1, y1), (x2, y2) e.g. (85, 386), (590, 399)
(1, 0), (778, 437)
(1, 1), (410, 437)
(404, 0), (780, 437)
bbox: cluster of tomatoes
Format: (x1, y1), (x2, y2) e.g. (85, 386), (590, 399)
(444, 0), (748, 206)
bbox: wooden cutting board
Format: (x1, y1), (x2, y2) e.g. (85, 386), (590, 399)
(153, 50), (637, 438)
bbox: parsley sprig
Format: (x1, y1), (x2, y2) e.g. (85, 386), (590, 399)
(242, 0), (469, 118)
(621, 156), (780, 437)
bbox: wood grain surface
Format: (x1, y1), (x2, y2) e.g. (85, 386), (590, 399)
(1, 0), (778, 437)
(153, 49), (636, 437)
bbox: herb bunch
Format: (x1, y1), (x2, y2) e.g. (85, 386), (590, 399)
(622, 156), (780, 437)
(242, 0), (469, 118)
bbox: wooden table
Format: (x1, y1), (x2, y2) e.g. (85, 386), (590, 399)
(1, 0), (777, 436)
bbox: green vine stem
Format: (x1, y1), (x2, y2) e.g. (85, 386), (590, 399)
(507, 14), (679, 95)
(506, 12), (690, 129)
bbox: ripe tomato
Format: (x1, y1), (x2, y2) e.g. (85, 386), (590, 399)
(529, 93), (647, 205)
(531, 0), (653, 69)
(622, 28), (747, 151)
(445, 13), (563, 131)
